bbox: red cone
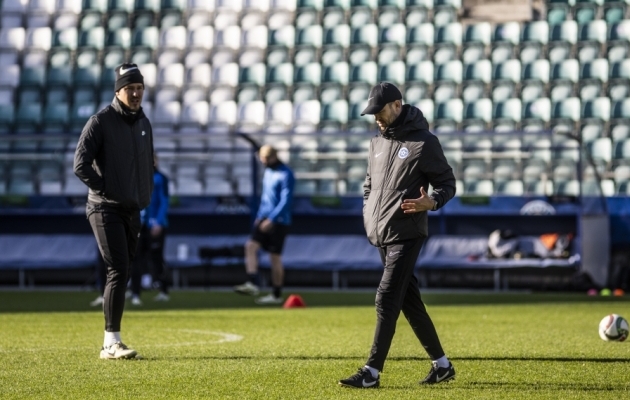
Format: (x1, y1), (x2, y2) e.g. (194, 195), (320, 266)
(283, 294), (306, 308)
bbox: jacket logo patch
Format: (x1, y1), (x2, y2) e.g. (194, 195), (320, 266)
(142, 131), (146, 136)
(398, 147), (409, 159)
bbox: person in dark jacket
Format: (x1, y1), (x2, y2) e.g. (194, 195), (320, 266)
(339, 83), (457, 389)
(129, 154), (170, 305)
(233, 145), (295, 305)
(74, 63), (154, 360)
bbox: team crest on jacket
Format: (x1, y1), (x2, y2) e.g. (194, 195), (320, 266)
(398, 147), (409, 159)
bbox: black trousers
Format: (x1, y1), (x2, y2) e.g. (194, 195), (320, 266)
(89, 209), (141, 332)
(366, 237), (445, 371)
(131, 225), (169, 295)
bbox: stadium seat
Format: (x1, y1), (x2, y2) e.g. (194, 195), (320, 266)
(493, 59), (522, 84)
(132, 26), (158, 51)
(523, 98), (551, 126)
(613, 138), (630, 163)
(551, 59), (580, 84)
(296, 25), (323, 48)
(322, 62), (349, 85)
(582, 97), (611, 125)
(70, 102), (96, 132)
(15, 103), (43, 133)
(152, 101), (181, 133)
(554, 179), (580, 196)
(237, 100), (266, 132)
(493, 22), (520, 45)
(323, 25), (350, 48)
(351, 24), (378, 48)
(179, 101), (209, 131)
(293, 100), (321, 131)
(496, 180), (524, 196)
(208, 101), (238, 133)
(587, 137), (613, 167)
(269, 26), (295, 50)
(42, 103), (69, 133)
(435, 22), (462, 48)
(464, 22), (491, 47)
(578, 20), (607, 45)
(265, 100), (293, 132)
(463, 98), (492, 127)
(521, 21), (548, 45)
(379, 23), (406, 47)
(406, 23), (434, 47)
(493, 98), (522, 127)
(550, 20), (578, 45)
(435, 98), (463, 126)
(0, 27), (26, 51)
(46, 66), (72, 89)
(464, 60), (492, 85)
(239, 63), (266, 87)
(350, 62), (377, 85)
(464, 179), (493, 196)
(321, 99), (348, 125)
(25, 27), (51, 52)
(378, 61), (405, 86)
(20, 66), (46, 88)
(0, 104), (15, 133)
(435, 60), (462, 84)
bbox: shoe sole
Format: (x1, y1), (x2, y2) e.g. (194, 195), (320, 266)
(420, 374), (456, 385)
(338, 382), (380, 389)
(100, 350), (138, 360)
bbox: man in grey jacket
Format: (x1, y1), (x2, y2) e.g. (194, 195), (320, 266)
(339, 82), (457, 388)
(74, 63), (154, 359)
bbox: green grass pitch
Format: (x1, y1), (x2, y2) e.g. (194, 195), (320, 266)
(0, 291), (629, 399)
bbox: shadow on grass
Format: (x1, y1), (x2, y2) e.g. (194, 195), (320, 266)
(0, 291), (628, 313)
(385, 382), (629, 391)
(152, 355), (630, 364)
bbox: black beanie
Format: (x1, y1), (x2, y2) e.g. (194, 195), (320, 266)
(114, 63), (144, 92)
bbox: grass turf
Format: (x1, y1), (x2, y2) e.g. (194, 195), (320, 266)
(0, 291), (629, 399)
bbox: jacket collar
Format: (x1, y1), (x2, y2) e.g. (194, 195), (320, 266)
(111, 97), (145, 124)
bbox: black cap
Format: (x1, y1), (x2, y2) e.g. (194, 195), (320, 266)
(360, 82), (403, 116)
(114, 63), (144, 92)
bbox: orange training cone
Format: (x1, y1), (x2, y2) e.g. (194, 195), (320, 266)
(283, 294), (306, 308)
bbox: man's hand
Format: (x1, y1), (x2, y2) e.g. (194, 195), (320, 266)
(401, 187), (435, 213)
(151, 225), (163, 237)
(259, 218), (273, 232)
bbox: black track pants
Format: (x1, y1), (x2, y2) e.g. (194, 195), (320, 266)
(89, 209), (140, 332)
(366, 237), (445, 371)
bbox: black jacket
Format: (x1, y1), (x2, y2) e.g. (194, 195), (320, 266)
(74, 98), (154, 212)
(363, 105), (456, 247)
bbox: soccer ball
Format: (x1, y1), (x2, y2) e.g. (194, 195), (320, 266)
(598, 314), (629, 342)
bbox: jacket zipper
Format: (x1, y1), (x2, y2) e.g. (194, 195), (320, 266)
(373, 138), (396, 247)
(130, 121), (140, 206)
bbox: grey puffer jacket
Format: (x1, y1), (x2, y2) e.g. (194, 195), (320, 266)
(363, 105), (456, 247)
(74, 98), (154, 212)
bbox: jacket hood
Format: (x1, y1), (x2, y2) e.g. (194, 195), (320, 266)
(382, 105), (429, 140)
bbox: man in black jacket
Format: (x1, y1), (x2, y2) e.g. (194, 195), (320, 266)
(339, 83), (457, 388)
(74, 63), (154, 359)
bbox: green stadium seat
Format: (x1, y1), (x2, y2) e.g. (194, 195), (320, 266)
(296, 25), (323, 48)
(322, 62), (349, 85)
(521, 21), (549, 45)
(523, 98), (551, 125)
(436, 98), (463, 124)
(20, 66), (46, 88)
(351, 24), (378, 47)
(294, 62), (322, 85)
(43, 103), (70, 133)
(493, 98), (522, 125)
(52, 28), (77, 50)
(324, 25), (351, 48)
(74, 66), (101, 88)
(435, 60), (462, 84)
(464, 22), (491, 46)
(269, 26), (295, 49)
(578, 20), (607, 45)
(551, 97), (581, 124)
(106, 28), (131, 49)
(604, 4), (626, 24)
(78, 27), (104, 50)
(378, 61), (406, 86)
(493, 22), (520, 45)
(321, 99), (348, 125)
(575, 4), (598, 24)
(80, 12), (103, 30)
(407, 23), (434, 47)
(239, 63), (267, 87)
(15, 103), (42, 132)
(464, 60), (491, 85)
(108, 0), (134, 13)
(521, 59), (549, 84)
(379, 24), (406, 47)
(551, 59), (579, 83)
(350, 62), (377, 85)
(550, 20), (578, 45)
(464, 98), (492, 127)
(82, 0), (108, 12)
(0, 104), (14, 133)
(266, 63), (294, 86)
(132, 26), (159, 50)
(435, 22), (462, 48)
(547, 4), (569, 25)
(46, 66), (72, 89)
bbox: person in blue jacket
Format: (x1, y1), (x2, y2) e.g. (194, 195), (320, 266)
(129, 154), (170, 304)
(234, 145), (295, 305)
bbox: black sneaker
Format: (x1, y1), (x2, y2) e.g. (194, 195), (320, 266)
(420, 361), (455, 384)
(339, 367), (380, 389)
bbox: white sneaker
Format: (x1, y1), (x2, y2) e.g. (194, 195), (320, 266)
(131, 296), (142, 306)
(100, 342), (137, 360)
(153, 292), (170, 302)
(255, 294), (283, 305)
(89, 295), (104, 307)
(234, 281), (260, 296)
